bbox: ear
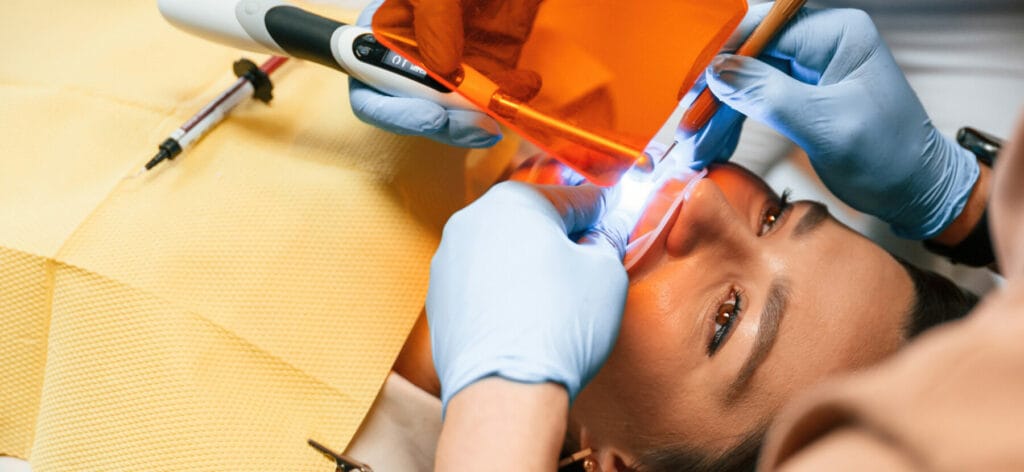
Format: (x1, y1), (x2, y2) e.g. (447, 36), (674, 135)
(580, 426), (639, 472)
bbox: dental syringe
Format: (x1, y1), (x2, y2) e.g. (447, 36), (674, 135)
(143, 56), (286, 172)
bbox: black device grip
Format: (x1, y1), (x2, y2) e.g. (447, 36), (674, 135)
(264, 6), (346, 72)
(957, 127), (1002, 166)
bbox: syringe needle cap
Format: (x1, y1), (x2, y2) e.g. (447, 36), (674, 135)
(144, 149), (169, 170)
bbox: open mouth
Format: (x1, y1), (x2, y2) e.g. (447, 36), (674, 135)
(623, 168), (706, 271)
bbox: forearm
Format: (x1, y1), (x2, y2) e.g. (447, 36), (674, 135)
(435, 378), (569, 471)
(931, 161), (991, 246)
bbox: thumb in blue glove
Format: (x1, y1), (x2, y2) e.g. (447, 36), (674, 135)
(349, 77), (502, 147)
(427, 181), (633, 412)
(346, 0), (503, 148)
(698, 6), (979, 239)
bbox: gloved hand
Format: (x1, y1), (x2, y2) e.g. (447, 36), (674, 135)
(427, 182), (632, 411)
(349, 0), (542, 148)
(684, 5), (980, 239)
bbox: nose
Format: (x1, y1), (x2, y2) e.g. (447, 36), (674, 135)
(666, 178), (757, 260)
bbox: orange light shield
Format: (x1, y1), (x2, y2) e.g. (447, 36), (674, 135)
(372, 0), (746, 186)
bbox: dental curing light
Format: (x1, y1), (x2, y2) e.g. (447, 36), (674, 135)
(159, 0), (478, 110)
(158, 0), (655, 184)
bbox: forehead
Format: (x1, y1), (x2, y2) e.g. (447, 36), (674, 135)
(705, 217), (913, 446)
(749, 217), (912, 389)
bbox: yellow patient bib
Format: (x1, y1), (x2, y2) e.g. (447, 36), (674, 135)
(0, 1), (474, 469)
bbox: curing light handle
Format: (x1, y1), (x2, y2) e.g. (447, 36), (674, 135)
(159, 0), (344, 70)
(158, 0), (479, 109)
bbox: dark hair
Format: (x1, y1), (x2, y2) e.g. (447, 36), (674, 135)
(633, 427), (765, 472)
(896, 258), (979, 339)
(613, 260), (978, 472)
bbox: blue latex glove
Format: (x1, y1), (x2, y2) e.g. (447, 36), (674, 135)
(684, 5), (980, 239)
(347, 0), (502, 148)
(427, 182), (632, 411)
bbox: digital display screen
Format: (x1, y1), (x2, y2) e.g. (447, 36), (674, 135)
(382, 50), (428, 79)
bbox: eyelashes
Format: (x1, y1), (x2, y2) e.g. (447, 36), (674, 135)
(707, 189), (791, 357)
(708, 289), (741, 356)
(759, 189), (792, 236)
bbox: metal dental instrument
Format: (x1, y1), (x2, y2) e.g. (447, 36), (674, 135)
(158, 0), (652, 184)
(143, 55), (287, 172)
(307, 439), (373, 472)
(679, 0), (807, 133)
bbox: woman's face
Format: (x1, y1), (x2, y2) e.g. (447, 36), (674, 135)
(571, 164), (914, 463)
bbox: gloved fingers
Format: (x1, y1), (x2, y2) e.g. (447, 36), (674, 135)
(676, 72), (746, 168)
(439, 109), (503, 148)
(487, 68), (543, 102)
(349, 77), (447, 135)
(461, 0), (544, 68)
(717, 117), (744, 162)
(366, 0), (417, 44)
(372, 0), (465, 77)
(758, 7), (882, 85)
(683, 102), (746, 169)
(705, 54), (825, 149)
(409, 0), (464, 77)
(532, 184), (610, 237)
(462, 49), (543, 101)
(373, 0), (541, 97)
(578, 206), (637, 261)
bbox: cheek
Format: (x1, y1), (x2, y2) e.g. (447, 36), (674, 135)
(573, 315), (681, 452)
(580, 283), (695, 421)
(615, 285), (683, 379)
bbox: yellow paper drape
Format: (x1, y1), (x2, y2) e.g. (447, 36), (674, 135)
(0, 1), (469, 469)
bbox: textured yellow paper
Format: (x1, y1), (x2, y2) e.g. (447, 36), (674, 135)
(0, 0), (469, 469)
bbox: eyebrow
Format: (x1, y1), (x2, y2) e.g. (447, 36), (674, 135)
(726, 278), (790, 403)
(791, 201), (830, 239)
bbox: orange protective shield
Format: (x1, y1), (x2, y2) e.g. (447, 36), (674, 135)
(372, 0), (747, 186)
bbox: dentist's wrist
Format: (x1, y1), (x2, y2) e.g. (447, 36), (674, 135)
(889, 137), (982, 240)
(437, 378), (568, 471)
(923, 160), (995, 267)
(931, 161), (990, 247)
